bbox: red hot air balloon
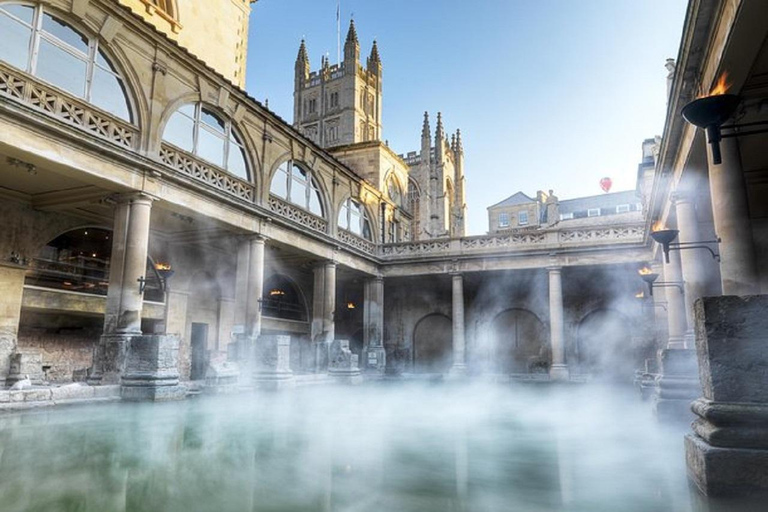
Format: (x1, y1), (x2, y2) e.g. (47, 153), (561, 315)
(599, 177), (612, 193)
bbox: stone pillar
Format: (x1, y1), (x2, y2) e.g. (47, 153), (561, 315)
(674, 192), (708, 347)
(0, 265), (26, 386)
(662, 247), (687, 348)
(165, 290), (189, 380)
(363, 276), (386, 372)
(548, 266), (569, 381)
(92, 194), (154, 384)
(245, 236), (266, 339)
(311, 261), (336, 372)
(449, 272), (467, 375)
(685, 295), (768, 496)
(121, 334), (185, 401)
(253, 334), (294, 390)
(706, 138), (759, 295)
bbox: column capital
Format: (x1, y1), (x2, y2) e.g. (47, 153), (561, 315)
(450, 271), (463, 278)
(546, 265), (562, 273)
(315, 259), (337, 270)
(670, 190), (695, 205)
(115, 192), (156, 205)
(237, 233), (268, 244)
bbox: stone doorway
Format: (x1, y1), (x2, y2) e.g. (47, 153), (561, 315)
(412, 313), (452, 373)
(190, 322), (209, 380)
(492, 308), (549, 374)
(576, 309), (632, 380)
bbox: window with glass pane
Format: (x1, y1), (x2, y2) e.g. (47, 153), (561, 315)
(338, 198), (372, 240)
(0, 4), (132, 122)
(161, 102), (250, 179)
(269, 161), (324, 216)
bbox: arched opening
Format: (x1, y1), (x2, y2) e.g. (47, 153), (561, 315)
(162, 102), (250, 180)
(262, 274), (307, 322)
(492, 308), (549, 374)
(413, 313), (452, 373)
(576, 309), (633, 381)
(26, 227), (164, 302)
(0, 2), (133, 121)
(269, 161), (324, 217)
(187, 271), (222, 380)
(338, 197), (373, 240)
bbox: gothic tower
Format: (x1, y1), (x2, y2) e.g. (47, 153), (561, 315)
(293, 20), (383, 148)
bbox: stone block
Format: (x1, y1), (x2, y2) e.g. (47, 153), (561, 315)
(51, 383), (94, 401)
(364, 346), (386, 373)
(9, 390), (24, 402)
(253, 335), (294, 390)
(694, 295), (768, 403)
(653, 348), (700, 423)
(328, 339), (362, 385)
(686, 433), (768, 497)
(204, 357), (240, 394)
(0, 390), (9, 403)
(121, 334), (185, 402)
(93, 385), (120, 398)
(23, 389), (51, 402)
(6, 350), (44, 385)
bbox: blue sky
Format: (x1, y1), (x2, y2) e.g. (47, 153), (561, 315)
(246, 1), (688, 235)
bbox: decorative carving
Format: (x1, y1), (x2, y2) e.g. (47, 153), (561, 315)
(338, 229), (376, 254)
(461, 233), (546, 250)
(267, 196), (328, 233)
(559, 226), (644, 243)
(160, 144), (255, 202)
(0, 62), (137, 149)
(381, 240), (451, 256)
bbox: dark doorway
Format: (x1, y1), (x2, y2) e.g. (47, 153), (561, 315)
(191, 323), (209, 380)
(413, 313), (453, 373)
(492, 308), (549, 373)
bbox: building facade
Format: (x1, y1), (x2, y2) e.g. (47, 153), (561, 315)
(0, 0), (656, 391)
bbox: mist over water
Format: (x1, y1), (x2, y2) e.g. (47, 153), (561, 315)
(0, 383), (761, 512)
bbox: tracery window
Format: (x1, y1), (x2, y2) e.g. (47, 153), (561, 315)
(162, 102), (249, 180)
(338, 198), (372, 240)
(387, 177), (403, 209)
(270, 161), (324, 216)
(0, 3), (131, 121)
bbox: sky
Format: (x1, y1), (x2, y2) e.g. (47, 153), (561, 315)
(246, 1), (688, 235)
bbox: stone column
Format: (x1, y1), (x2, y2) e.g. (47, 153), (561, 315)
(674, 192), (708, 346)
(662, 241), (687, 348)
(311, 261), (336, 372)
(548, 266), (569, 381)
(363, 276), (386, 372)
(0, 265), (26, 385)
(685, 295), (768, 496)
(245, 236), (266, 339)
(450, 272), (467, 375)
(92, 194), (154, 384)
(706, 138), (759, 295)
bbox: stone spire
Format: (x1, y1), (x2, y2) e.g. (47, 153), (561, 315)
(367, 39), (382, 76)
(421, 111), (431, 140)
(421, 111), (431, 162)
(451, 133), (457, 153)
(296, 39), (309, 67)
(344, 19), (360, 70)
(456, 129), (463, 153)
(295, 39), (310, 85)
(369, 40), (380, 62)
(435, 112), (445, 143)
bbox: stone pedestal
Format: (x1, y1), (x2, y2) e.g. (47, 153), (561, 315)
(653, 348), (700, 422)
(364, 346), (386, 373)
(328, 339), (362, 385)
(363, 276), (386, 373)
(120, 334), (186, 401)
(89, 333), (138, 385)
(204, 358), (240, 395)
(6, 350), (44, 386)
(253, 335), (295, 390)
(686, 295), (768, 497)
(0, 265), (26, 386)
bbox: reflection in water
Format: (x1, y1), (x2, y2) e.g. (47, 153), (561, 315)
(0, 383), (762, 512)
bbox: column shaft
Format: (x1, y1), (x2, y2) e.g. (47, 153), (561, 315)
(311, 261), (336, 372)
(548, 267), (569, 380)
(450, 273), (466, 373)
(662, 247), (687, 348)
(363, 276), (386, 371)
(675, 194), (708, 344)
(117, 195), (153, 334)
(707, 138), (759, 295)
(245, 237), (265, 338)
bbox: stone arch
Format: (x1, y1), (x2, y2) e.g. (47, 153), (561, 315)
(491, 308), (549, 374)
(266, 157), (330, 223)
(576, 308), (633, 380)
(262, 273), (309, 322)
(413, 313), (453, 373)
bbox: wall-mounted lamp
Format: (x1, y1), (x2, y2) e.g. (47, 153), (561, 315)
(155, 262), (175, 292)
(638, 266), (659, 296)
(650, 223), (720, 263)
(681, 73), (768, 165)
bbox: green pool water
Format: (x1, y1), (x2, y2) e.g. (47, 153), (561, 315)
(0, 383), (761, 512)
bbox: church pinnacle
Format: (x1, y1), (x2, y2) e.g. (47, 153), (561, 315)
(346, 19), (359, 46)
(435, 112), (445, 142)
(296, 39), (309, 65)
(422, 112), (431, 140)
(369, 40), (380, 62)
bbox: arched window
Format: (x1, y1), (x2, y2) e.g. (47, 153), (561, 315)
(338, 198), (372, 240)
(0, 3), (131, 121)
(387, 177), (403, 209)
(162, 102), (249, 179)
(261, 275), (307, 322)
(269, 161), (324, 216)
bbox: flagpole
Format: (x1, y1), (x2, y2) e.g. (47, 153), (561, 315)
(336, 0), (341, 65)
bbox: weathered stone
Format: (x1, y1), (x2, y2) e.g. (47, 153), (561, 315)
(204, 357), (240, 394)
(653, 348), (699, 422)
(0, 390), (9, 403)
(121, 334), (185, 401)
(9, 390), (24, 402)
(7, 350), (45, 386)
(686, 295), (768, 497)
(93, 385), (121, 398)
(51, 383), (94, 401)
(23, 388), (52, 402)
(328, 339), (362, 385)
(253, 335), (294, 390)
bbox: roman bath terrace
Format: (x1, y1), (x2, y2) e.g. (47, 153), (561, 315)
(0, 0), (767, 510)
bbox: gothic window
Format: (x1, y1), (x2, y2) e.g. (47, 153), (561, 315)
(498, 212), (509, 227)
(387, 177), (403, 209)
(330, 91), (339, 108)
(163, 102), (249, 179)
(270, 161), (324, 217)
(338, 198), (372, 240)
(308, 98), (317, 114)
(327, 125), (339, 143)
(0, 3), (132, 121)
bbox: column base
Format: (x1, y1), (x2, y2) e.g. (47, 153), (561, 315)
(328, 339), (362, 385)
(549, 364), (570, 381)
(91, 333), (141, 385)
(448, 364), (467, 377)
(686, 432), (768, 497)
(120, 334), (184, 402)
(253, 335), (295, 390)
(253, 371), (296, 390)
(653, 348), (700, 422)
(667, 335), (687, 350)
